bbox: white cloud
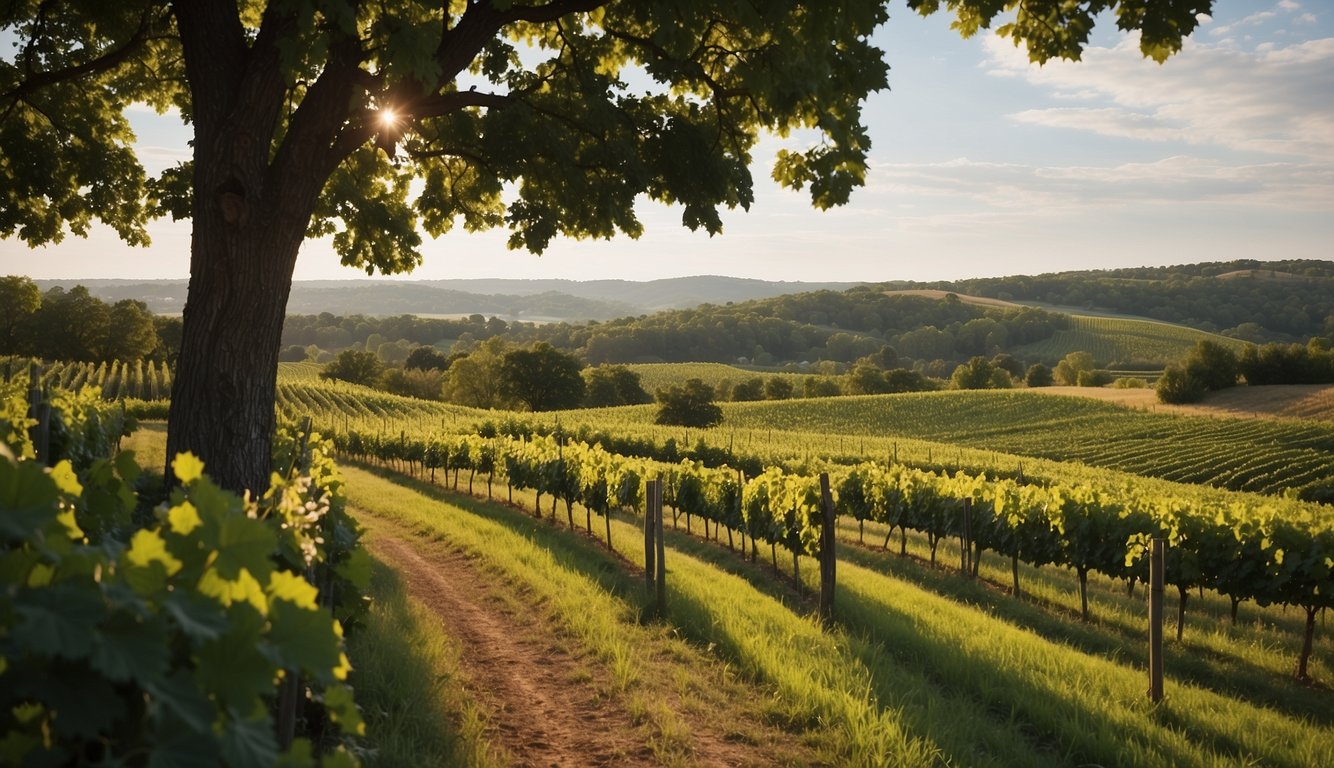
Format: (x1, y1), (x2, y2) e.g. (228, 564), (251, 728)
(1209, 11), (1276, 37)
(865, 155), (1333, 216)
(982, 33), (1334, 160)
(1279, 1), (1302, 11)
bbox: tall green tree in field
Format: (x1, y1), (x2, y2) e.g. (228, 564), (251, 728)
(0, 1), (1210, 492)
(0, 275), (40, 354)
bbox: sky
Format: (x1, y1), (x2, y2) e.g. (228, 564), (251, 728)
(2, 0), (1331, 284)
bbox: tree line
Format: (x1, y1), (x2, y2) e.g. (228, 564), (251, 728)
(0, 276), (180, 363)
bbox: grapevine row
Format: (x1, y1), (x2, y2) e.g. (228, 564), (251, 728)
(330, 424), (1332, 679)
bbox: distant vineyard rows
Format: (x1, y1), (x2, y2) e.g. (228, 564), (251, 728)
(1014, 315), (1247, 366)
(2, 358), (172, 401)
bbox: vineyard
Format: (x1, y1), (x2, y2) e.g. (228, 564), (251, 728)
(326, 424), (1333, 674)
(343, 461), (1334, 766)
(1013, 314), (1247, 366)
(711, 390), (1334, 501)
(627, 362), (810, 394)
(1, 357), (173, 401)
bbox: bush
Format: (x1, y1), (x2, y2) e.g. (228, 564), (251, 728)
(0, 413), (366, 766)
(1156, 364), (1206, 404)
(1112, 377), (1148, 389)
(1025, 363), (1053, 387)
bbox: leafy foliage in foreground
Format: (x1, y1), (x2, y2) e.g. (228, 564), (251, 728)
(0, 387), (368, 766)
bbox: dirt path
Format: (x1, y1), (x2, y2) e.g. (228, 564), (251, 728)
(358, 514), (786, 767)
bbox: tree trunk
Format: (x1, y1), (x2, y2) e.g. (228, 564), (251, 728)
(166, 147), (312, 493)
(1230, 595), (1241, 626)
(1011, 551), (1021, 598)
(1297, 605), (1316, 681)
(165, 9), (492, 497)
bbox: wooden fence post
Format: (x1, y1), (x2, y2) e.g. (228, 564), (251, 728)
(27, 362), (50, 465)
(644, 479), (657, 596)
(1149, 538), (1165, 703)
(961, 498), (973, 577)
(818, 473), (836, 626)
(654, 478), (666, 616)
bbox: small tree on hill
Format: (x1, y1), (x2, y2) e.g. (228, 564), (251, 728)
(499, 342), (585, 411)
(320, 349), (382, 386)
(951, 356), (997, 390)
(584, 365), (652, 407)
(1025, 363), (1054, 387)
(1184, 340), (1239, 391)
(1156, 364), (1206, 404)
(655, 379), (723, 428)
(1054, 351), (1096, 386)
(405, 346), (450, 371)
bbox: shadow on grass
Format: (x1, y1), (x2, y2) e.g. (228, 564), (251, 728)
(833, 534), (1334, 728)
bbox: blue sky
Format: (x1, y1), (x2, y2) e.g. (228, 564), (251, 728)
(2, 0), (1331, 283)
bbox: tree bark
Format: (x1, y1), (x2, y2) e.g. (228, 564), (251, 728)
(165, 145), (309, 492)
(167, 4), (360, 493)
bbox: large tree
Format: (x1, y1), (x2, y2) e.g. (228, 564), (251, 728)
(0, 1), (1209, 491)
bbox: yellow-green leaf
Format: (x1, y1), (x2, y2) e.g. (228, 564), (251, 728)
(49, 461), (82, 497)
(172, 452), (206, 485)
(168, 501), (202, 535)
(126, 529), (182, 576)
(266, 570), (318, 610)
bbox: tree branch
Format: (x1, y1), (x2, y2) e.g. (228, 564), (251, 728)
(1, 5), (171, 110)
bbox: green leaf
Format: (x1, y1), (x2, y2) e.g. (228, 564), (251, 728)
(11, 583), (104, 660)
(147, 724), (222, 768)
(266, 570), (319, 610)
(274, 738), (316, 768)
(214, 514), (277, 581)
(146, 671), (219, 736)
(0, 457), (59, 540)
(123, 529), (184, 594)
(162, 590), (230, 641)
(90, 612), (170, 683)
(194, 605), (272, 709)
(268, 600), (340, 678)
(172, 452), (205, 485)
(321, 683), (364, 737)
(220, 709), (279, 768)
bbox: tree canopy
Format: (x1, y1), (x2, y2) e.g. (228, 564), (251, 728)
(0, 0), (1212, 491)
(655, 378), (723, 428)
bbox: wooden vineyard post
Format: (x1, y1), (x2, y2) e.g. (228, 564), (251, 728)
(818, 473), (836, 626)
(644, 479), (657, 596)
(961, 498), (973, 578)
(27, 362), (50, 466)
(1149, 538), (1165, 703)
(654, 478), (666, 616)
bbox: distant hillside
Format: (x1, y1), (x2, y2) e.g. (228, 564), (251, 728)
(37, 276), (862, 321)
(904, 259), (1333, 342)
